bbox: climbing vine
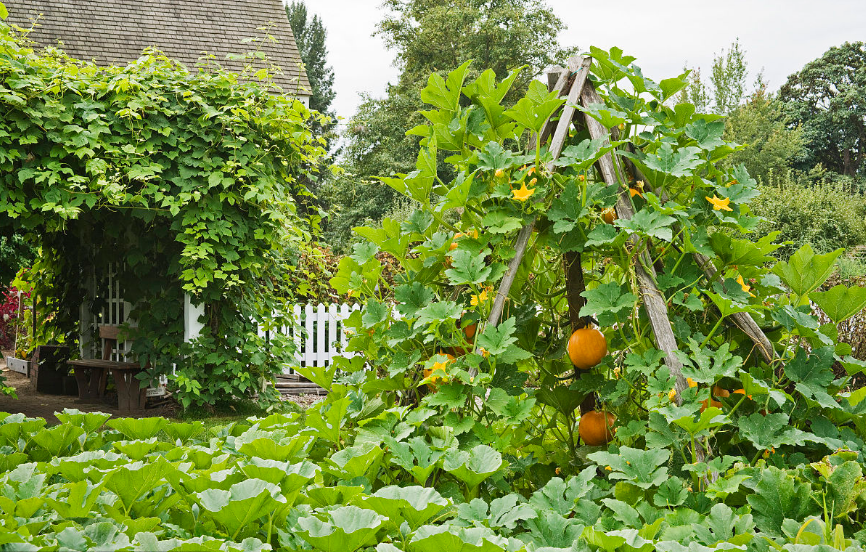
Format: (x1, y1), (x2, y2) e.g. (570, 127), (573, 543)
(0, 9), (326, 406)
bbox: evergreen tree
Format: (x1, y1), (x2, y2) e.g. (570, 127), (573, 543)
(286, 1), (336, 119)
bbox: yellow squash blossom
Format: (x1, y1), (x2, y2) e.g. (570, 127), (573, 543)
(706, 195), (733, 211)
(471, 289), (489, 306)
(736, 274), (755, 297)
(512, 181), (535, 202)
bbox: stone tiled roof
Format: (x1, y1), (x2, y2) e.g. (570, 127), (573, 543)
(3, 0), (311, 96)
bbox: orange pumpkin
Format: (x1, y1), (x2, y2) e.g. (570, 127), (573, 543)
(601, 208), (617, 224)
(567, 327), (608, 370)
(700, 398), (723, 412)
(579, 410), (616, 446)
(712, 385), (730, 398)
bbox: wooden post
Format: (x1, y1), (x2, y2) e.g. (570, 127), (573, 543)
(619, 152), (776, 364)
(486, 56), (592, 331)
(579, 80), (689, 397)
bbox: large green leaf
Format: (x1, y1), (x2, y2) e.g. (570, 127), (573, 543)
(420, 61), (471, 112)
(389, 437), (446, 486)
(745, 467), (818, 536)
(198, 479), (286, 540)
(409, 525), (508, 552)
(51, 450), (125, 482)
(30, 424), (85, 457)
(45, 480), (106, 519)
(709, 232), (781, 268)
(446, 249), (494, 285)
(675, 339), (741, 384)
(771, 244), (843, 298)
(784, 347), (838, 409)
(617, 210), (677, 242)
(54, 409), (112, 434)
(587, 447), (669, 489)
(642, 144), (703, 177)
(104, 459), (171, 514)
(580, 282), (637, 318)
(443, 445), (504, 488)
(106, 417), (168, 440)
(323, 443), (384, 481)
(162, 421), (206, 443)
(737, 413), (815, 450)
(237, 434), (314, 462)
(360, 485), (449, 530)
(810, 284), (866, 324)
(296, 505), (386, 552)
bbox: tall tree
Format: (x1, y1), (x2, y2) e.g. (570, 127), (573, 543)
(721, 86), (805, 183)
(286, 1), (336, 118)
(323, 0), (574, 251)
(678, 39), (750, 115)
(709, 39), (748, 115)
(779, 41), (866, 178)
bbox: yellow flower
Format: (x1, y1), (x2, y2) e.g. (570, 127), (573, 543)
(512, 181), (535, 202)
(736, 274), (755, 297)
(495, 168), (505, 178)
(605, 466), (612, 471)
(479, 347), (490, 358)
(668, 388), (677, 401)
(706, 195), (733, 212)
(687, 377), (697, 388)
(629, 188), (643, 198)
(471, 289), (489, 306)
(578, 174), (586, 182)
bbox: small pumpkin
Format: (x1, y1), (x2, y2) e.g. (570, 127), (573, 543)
(579, 410), (616, 446)
(700, 398), (723, 412)
(712, 385), (730, 398)
(567, 327), (608, 370)
(601, 208), (617, 224)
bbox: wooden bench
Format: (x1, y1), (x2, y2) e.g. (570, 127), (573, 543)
(68, 325), (147, 413)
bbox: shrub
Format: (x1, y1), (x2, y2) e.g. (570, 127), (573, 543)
(749, 169), (866, 258)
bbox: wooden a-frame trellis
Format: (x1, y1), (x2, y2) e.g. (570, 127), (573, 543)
(483, 55), (775, 409)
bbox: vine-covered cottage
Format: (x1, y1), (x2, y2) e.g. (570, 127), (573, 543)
(0, 0), (313, 411)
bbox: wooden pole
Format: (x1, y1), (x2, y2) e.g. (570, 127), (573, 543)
(485, 56), (592, 330)
(618, 153), (776, 364)
(579, 80), (689, 397)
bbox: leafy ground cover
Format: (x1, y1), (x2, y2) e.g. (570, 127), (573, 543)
(0, 402), (864, 551)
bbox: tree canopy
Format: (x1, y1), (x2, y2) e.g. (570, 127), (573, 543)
(323, 0), (575, 251)
(780, 41), (866, 178)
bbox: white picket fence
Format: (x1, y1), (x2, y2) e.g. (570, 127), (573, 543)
(278, 304), (362, 373)
(88, 265), (362, 375)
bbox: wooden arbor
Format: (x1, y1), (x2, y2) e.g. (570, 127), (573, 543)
(482, 55), (775, 409)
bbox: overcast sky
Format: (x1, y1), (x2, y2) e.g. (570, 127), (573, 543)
(304, 0), (866, 123)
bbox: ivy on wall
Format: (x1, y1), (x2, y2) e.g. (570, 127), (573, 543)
(0, 10), (326, 406)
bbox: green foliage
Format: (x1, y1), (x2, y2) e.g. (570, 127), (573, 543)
(722, 88), (806, 182)
(709, 39), (749, 115)
(780, 41), (866, 178)
(747, 171), (866, 258)
(323, 0), (575, 251)
(322, 48), (866, 547)
(285, 1), (335, 119)
(0, 16), (325, 407)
